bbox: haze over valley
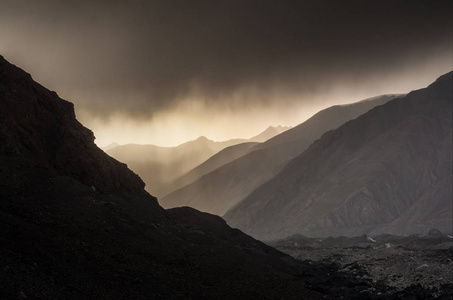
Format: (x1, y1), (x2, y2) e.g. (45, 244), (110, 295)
(160, 94), (400, 214)
(104, 126), (289, 197)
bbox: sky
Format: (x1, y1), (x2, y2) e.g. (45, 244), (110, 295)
(1, 0), (452, 147)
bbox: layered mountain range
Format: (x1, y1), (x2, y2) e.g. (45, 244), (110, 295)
(106, 126), (288, 198)
(2, 53), (450, 298)
(0, 55), (329, 299)
(224, 72), (452, 240)
(160, 94), (399, 215)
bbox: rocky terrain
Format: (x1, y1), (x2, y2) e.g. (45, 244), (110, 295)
(161, 94), (397, 215)
(2, 55), (451, 299)
(0, 54), (337, 299)
(270, 229), (453, 299)
(2, 54), (411, 300)
(225, 72), (452, 240)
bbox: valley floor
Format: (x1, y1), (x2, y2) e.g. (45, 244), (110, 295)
(270, 234), (453, 299)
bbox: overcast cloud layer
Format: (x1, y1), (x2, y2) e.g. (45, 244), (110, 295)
(1, 0), (452, 145)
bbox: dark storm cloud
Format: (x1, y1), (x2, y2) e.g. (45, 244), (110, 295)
(1, 0), (452, 118)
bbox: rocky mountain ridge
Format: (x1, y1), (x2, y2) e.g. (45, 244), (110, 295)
(224, 71), (452, 240)
(0, 55), (328, 299)
(248, 125), (291, 142)
(107, 126), (287, 198)
(159, 141), (260, 198)
(161, 94), (398, 215)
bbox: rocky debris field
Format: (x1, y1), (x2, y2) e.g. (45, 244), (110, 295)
(269, 229), (453, 299)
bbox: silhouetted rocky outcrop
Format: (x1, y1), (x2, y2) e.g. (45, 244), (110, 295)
(0, 55), (330, 299)
(0, 55), (168, 224)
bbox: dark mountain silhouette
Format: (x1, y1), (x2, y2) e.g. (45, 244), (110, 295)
(107, 126), (287, 198)
(160, 94), (398, 215)
(0, 55), (333, 299)
(224, 72), (452, 240)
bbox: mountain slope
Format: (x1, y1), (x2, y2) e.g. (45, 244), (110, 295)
(107, 124), (288, 198)
(249, 125), (291, 142)
(158, 126), (290, 197)
(224, 72), (453, 240)
(0, 55), (331, 299)
(252, 95), (402, 152)
(0, 56), (167, 225)
(159, 141), (260, 197)
(107, 136), (249, 197)
(161, 94), (398, 215)
(101, 142), (120, 151)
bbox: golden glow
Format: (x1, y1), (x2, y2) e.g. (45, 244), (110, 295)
(80, 53), (452, 148)
(2, 19), (451, 148)
(1, 0), (451, 149)
(80, 98), (316, 147)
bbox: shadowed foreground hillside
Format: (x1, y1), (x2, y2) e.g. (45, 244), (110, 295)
(0, 55), (335, 299)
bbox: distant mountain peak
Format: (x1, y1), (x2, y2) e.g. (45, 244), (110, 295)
(161, 94), (399, 216)
(196, 135), (210, 141)
(100, 142), (120, 151)
(249, 125), (291, 142)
